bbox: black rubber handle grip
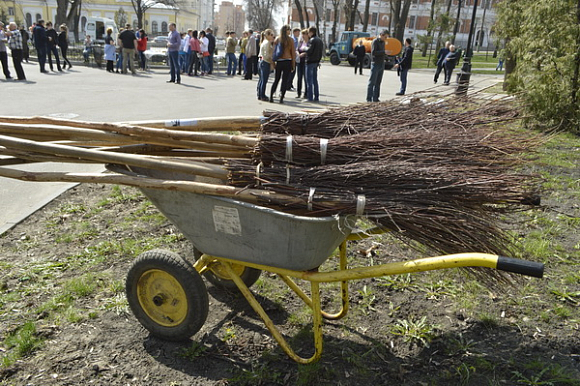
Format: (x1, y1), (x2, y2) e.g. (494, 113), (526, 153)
(497, 256), (544, 278)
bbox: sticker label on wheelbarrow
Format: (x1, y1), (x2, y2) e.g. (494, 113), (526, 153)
(212, 206), (242, 236)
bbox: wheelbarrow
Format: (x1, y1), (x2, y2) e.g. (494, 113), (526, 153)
(117, 165), (545, 364)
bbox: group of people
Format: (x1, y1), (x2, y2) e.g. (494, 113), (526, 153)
(366, 30), (414, 102)
(434, 41), (459, 85)
(255, 25), (323, 103)
(100, 24), (149, 75)
(1, 19), (73, 81)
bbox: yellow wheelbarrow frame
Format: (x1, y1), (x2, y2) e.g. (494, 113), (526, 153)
(193, 227), (544, 364)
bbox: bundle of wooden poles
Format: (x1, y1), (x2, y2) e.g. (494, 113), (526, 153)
(0, 97), (541, 260)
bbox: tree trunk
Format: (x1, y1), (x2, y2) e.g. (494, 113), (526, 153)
(294, 0), (306, 28)
(56, 0), (68, 27)
(391, 0), (412, 42)
(422, 0), (437, 56)
(343, 0), (353, 30)
(331, 0), (341, 44)
(351, 0), (360, 30)
(313, 0), (322, 35)
(362, 0), (371, 31)
(502, 38), (515, 91)
(571, 0), (580, 112)
(451, 0), (462, 44)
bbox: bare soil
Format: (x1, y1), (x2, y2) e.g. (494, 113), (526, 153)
(1, 176), (579, 385)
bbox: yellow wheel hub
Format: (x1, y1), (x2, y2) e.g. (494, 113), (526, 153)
(137, 269), (188, 327)
(209, 260), (246, 281)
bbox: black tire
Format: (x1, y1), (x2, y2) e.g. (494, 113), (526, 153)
(347, 56), (356, 66)
(193, 248), (261, 291)
(126, 249), (209, 341)
(329, 52), (341, 65)
(364, 54), (371, 68)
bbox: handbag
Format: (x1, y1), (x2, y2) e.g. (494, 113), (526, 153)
(272, 43), (282, 62)
(203, 51), (210, 57)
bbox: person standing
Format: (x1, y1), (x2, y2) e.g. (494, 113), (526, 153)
(366, 30), (389, 102)
(434, 41), (450, 84)
(296, 29), (309, 99)
(45, 22), (62, 72)
(20, 25), (30, 63)
(198, 30), (209, 75)
(206, 27), (216, 74)
(238, 31), (247, 75)
(118, 24), (137, 75)
(394, 37), (413, 96)
(286, 27), (300, 91)
(58, 24), (72, 69)
(443, 44), (458, 85)
(305, 26), (323, 102)
(353, 39), (366, 75)
(244, 29), (257, 80)
(0, 22), (12, 79)
(6, 22), (26, 81)
(104, 28), (116, 73)
(166, 22), (181, 84)
(33, 20), (48, 73)
(257, 29), (274, 101)
(188, 30), (200, 76)
(226, 31), (238, 76)
(137, 29), (148, 71)
(269, 25), (296, 104)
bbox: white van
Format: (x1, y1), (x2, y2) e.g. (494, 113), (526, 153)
(85, 17), (118, 43)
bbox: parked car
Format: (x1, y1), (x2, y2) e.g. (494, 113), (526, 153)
(152, 36), (169, 46)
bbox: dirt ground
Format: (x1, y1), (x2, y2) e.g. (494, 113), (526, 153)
(1, 171), (579, 386)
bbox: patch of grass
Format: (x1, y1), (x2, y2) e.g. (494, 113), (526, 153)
(478, 312), (500, 330)
(356, 284), (376, 314)
(390, 316), (439, 348)
(1, 321), (44, 367)
(177, 341), (207, 361)
(64, 274), (99, 298)
(229, 360), (284, 386)
(511, 360), (580, 385)
(377, 273), (416, 292)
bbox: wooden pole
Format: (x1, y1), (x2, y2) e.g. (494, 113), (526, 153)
(0, 134), (229, 179)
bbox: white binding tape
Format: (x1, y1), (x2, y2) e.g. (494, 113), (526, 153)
(308, 187), (316, 211)
(320, 138), (329, 165)
(165, 119), (197, 127)
(286, 135), (293, 163)
(256, 162), (263, 186)
(286, 165), (291, 184)
(356, 194), (366, 215)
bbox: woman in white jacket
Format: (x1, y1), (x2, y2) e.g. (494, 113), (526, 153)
(198, 30), (209, 76)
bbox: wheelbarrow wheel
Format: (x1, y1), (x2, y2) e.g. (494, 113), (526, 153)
(126, 249), (209, 341)
(193, 248), (261, 291)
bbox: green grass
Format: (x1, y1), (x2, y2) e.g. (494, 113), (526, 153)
(390, 315), (439, 348)
(1, 322), (44, 367)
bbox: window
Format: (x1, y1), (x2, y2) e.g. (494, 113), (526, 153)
(81, 16), (87, 32)
(133, 19), (138, 29)
(408, 15), (416, 29)
(161, 21), (168, 33)
(325, 9), (331, 22)
(36, 13), (42, 23)
(371, 12), (378, 25)
(152, 21), (158, 34)
(8, 7), (14, 16)
(26, 13), (32, 27)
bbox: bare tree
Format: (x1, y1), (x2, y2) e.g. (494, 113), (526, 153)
(294, 0), (306, 28)
(390, 0), (412, 42)
(130, 0), (180, 30)
(330, 0), (342, 44)
(362, 0), (371, 31)
(55, 0), (83, 41)
(245, 0), (283, 30)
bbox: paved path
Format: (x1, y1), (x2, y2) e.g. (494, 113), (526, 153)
(0, 60), (503, 235)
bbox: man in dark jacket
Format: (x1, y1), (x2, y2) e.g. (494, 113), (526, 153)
(305, 26), (323, 102)
(353, 39), (366, 75)
(33, 20), (48, 73)
(366, 30), (389, 102)
(443, 44), (458, 85)
(394, 37), (413, 95)
(45, 21), (62, 72)
(434, 41), (450, 84)
(206, 28), (216, 74)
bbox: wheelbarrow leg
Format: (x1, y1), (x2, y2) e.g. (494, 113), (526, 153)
(277, 241), (350, 321)
(221, 261), (324, 364)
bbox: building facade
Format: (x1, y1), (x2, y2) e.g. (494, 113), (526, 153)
(1, 0), (214, 40)
(214, 1), (245, 38)
(287, 0), (497, 50)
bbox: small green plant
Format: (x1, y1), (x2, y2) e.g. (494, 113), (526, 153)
(390, 316), (439, 348)
(178, 341), (206, 361)
(378, 273), (415, 292)
(478, 312), (500, 330)
(2, 321), (44, 367)
(456, 363), (476, 386)
(357, 285), (376, 314)
(511, 361), (580, 385)
(222, 323), (237, 343)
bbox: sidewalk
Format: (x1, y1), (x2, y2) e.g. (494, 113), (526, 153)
(0, 61), (504, 235)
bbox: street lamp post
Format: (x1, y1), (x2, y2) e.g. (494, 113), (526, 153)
(455, 0), (479, 95)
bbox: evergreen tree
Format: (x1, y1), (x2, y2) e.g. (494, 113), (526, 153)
(495, 0), (580, 132)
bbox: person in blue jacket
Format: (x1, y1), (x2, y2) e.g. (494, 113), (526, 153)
(434, 40), (450, 84)
(394, 38), (414, 96)
(32, 20), (48, 73)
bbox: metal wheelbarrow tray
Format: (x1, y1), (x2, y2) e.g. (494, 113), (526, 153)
(116, 165), (545, 364)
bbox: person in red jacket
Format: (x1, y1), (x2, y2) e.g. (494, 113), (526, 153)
(137, 29), (148, 71)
